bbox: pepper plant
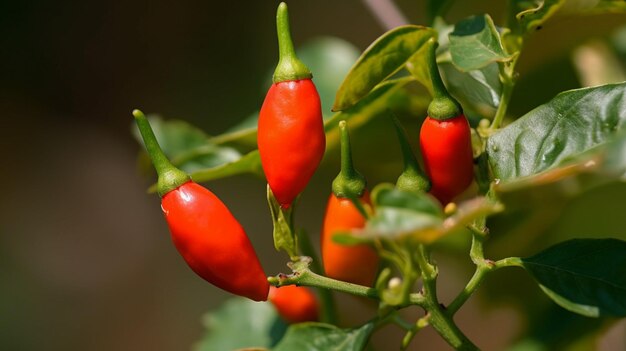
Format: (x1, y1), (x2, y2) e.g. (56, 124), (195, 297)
(133, 2), (626, 350)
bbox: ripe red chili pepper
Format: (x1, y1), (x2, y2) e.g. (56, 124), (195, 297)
(134, 110), (269, 301)
(322, 191), (379, 286)
(321, 121), (378, 287)
(419, 39), (473, 204)
(420, 115), (473, 204)
(268, 285), (319, 323)
(258, 2), (325, 208)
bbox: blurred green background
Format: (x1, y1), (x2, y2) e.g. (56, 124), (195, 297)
(1, 0), (625, 350)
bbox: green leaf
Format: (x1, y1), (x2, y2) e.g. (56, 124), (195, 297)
(441, 61), (502, 111)
(371, 184), (443, 217)
(193, 298), (287, 351)
(190, 150), (263, 183)
(449, 14), (512, 72)
(355, 189), (500, 243)
(133, 116), (241, 174)
(536, 284), (599, 317)
(333, 26), (435, 111)
(361, 207), (443, 242)
(516, 0), (565, 33)
(272, 322), (374, 351)
(267, 186), (297, 259)
(522, 238), (626, 317)
(487, 82), (626, 181)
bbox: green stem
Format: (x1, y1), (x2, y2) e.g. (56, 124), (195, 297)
(425, 39), (462, 120)
(446, 265), (489, 316)
(332, 120), (366, 199)
(273, 2), (311, 83)
(390, 114), (430, 193)
(270, 268), (379, 299)
(415, 245), (479, 350)
(132, 109), (190, 197)
(447, 255), (523, 316)
(488, 76), (514, 131)
(296, 230), (338, 324)
(488, 52), (520, 132)
(427, 300), (479, 351)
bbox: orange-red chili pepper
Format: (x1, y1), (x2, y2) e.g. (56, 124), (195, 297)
(134, 110), (269, 301)
(258, 2), (325, 208)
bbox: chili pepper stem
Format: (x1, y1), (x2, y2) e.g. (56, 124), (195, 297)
(391, 114), (430, 192)
(273, 2), (312, 83)
(133, 109), (190, 197)
(425, 39), (462, 120)
(332, 120), (366, 199)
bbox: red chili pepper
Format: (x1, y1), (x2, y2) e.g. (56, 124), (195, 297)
(420, 115), (473, 204)
(269, 285), (319, 323)
(322, 191), (379, 286)
(258, 2), (325, 208)
(419, 39), (473, 204)
(321, 121), (378, 287)
(133, 110), (269, 301)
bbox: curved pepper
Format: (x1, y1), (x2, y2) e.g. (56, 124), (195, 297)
(134, 110), (269, 301)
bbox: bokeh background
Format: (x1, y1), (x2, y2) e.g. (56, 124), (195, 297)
(1, 1), (626, 350)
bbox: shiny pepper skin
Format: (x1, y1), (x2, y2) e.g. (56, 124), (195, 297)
(321, 191), (379, 287)
(258, 79), (326, 207)
(268, 285), (319, 323)
(162, 181), (270, 301)
(419, 114), (474, 205)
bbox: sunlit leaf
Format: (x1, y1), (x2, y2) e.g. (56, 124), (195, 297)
(272, 322), (374, 351)
(487, 82), (626, 181)
(449, 14), (512, 72)
(333, 26), (435, 111)
(132, 116), (241, 174)
(193, 298), (287, 351)
(441, 61), (501, 111)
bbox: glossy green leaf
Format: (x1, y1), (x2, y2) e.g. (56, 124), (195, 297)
(371, 184), (443, 217)
(272, 322), (374, 351)
(190, 150), (263, 183)
(441, 61), (501, 111)
(449, 14), (512, 72)
(537, 284), (599, 317)
(133, 116), (241, 174)
(487, 82), (626, 181)
(325, 77), (419, 144)
(193, 298), (287, 351)
(361, 207), (443, 242)
(492, 128), (626, 210)
(333, 26), (435, 111)
(355, 193), (500, 243)
(522, 238), (626, 317)
(516, 0), (565, 33)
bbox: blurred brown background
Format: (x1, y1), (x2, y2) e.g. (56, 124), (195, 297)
(1, 1), (625, 350)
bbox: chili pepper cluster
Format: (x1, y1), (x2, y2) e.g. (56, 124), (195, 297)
(133, 2), (474, 324)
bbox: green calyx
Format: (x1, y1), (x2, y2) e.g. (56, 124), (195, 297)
(391, 115), (431, 193)
(133, 109), (190, 197)
(332, 120), (366, 198)
(272, 2), (312, 83)
(425, 39), (462, 120)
